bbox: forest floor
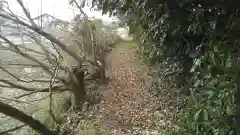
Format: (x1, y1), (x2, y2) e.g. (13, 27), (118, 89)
(63, 42), (177, 135)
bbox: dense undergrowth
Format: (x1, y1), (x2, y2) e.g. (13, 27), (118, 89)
(91, 0), (240, 134)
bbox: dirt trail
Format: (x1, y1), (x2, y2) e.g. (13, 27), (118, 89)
(95, 42), (170, 134)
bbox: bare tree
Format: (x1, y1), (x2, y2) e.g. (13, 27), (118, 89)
(0, 0), (106, 134)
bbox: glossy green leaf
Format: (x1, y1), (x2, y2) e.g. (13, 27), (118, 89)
(194, 109), (202, 121)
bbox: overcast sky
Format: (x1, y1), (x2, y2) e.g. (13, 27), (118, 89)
(7, 0), (116, 24)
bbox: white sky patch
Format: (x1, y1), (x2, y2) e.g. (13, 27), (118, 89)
(7, 0), (116, 24)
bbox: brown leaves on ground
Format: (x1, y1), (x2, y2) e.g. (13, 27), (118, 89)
(94, 43), (176, 134)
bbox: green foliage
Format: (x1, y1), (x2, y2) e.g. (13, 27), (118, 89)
(91, 0), (240, 134)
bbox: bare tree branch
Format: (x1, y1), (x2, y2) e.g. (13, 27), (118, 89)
(4, 2), (31, 23)
(0, 96), (41, 106)
(0, 66), (21, 80)
(16, 0), (37, 27)
(0, 79), (39, 91)
(17, 44), (45, 55)
(14, 90), (47, 99)
(0, 84), (12, 88)
(6, 63), (42, 67)
(50, 41), (70, 72)
(0, 78), (67, 92)
(72, 0), (87, 17)
(26, 30), (58, 66)
(0, 34), (53, 75)
(0, 66), (52, 83)
(0, 124), (27, 135)
(15, 86), (66, 99)
(5, 0), (63, 68)
(0, 101), (57, 135)
(28, 91), (62, 102)
(0, 13), (83, 64)
(49, 63), (59, 124)
(33, 85), (68, 92)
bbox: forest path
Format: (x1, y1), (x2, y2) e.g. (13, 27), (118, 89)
(95, 42), (169, 135)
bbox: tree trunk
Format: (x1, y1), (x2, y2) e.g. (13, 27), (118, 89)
(71, 66), (85, 110)
(90, 23), (96, 62)
(0, 101), (56, 135)
(100, 62), (106, 84)
(99, 48), (107, 84)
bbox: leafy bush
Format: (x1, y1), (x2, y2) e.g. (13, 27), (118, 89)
(91, 0), (240, 134)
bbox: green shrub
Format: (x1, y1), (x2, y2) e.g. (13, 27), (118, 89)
(92, 0), (240, 134)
